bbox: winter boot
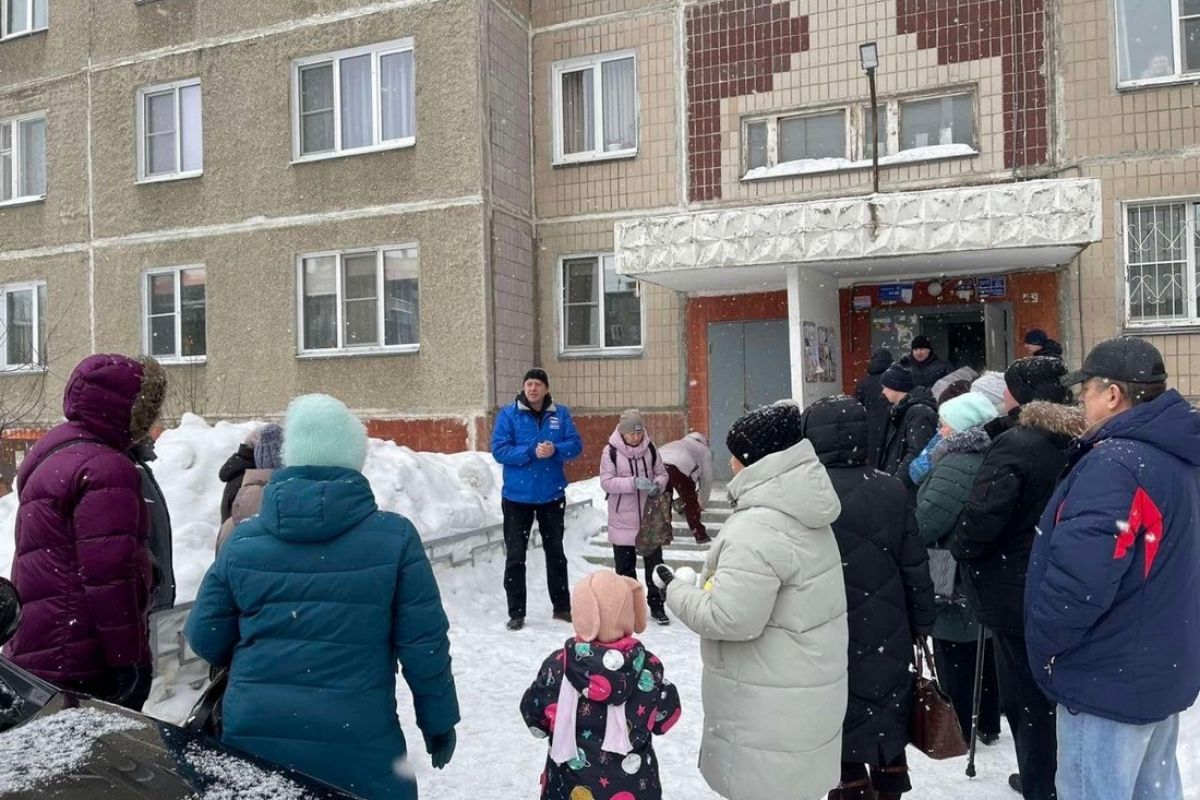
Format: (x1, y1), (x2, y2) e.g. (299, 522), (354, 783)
(693, 528), (711, 545)
(552, 611), (572, 624)
(650, 608), (670, 626)
(506, 617), (525, 631)
(1008, 773), (1022, 794)
(827, 779), (876, 800)
(978, 731), (1000, 746)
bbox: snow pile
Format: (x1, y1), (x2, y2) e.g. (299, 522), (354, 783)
(0, 414), (504, 603)
(183, 743), (323, 800)
(0, 707), (145, 793)
(742, 143), (978, 181)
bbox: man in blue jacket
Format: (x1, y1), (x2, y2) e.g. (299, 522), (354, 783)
(1027, 337), (1200, 800)
(491, 368), (583, 631)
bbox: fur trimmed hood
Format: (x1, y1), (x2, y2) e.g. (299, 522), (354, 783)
(932, 425), (992, 464)
(1019, 401), (1087, 439)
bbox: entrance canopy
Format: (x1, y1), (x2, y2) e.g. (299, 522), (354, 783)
(615, 178), (1102, 291)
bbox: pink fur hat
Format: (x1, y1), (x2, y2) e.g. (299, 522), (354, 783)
(571, 571), (647, 643)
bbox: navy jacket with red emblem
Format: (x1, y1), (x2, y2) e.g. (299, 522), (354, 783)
(1025, 389), (1200, 725)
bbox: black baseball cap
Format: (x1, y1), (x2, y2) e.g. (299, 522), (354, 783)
(1062, 337), (1168, 386)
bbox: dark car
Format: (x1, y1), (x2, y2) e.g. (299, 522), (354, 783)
(0, 577), (360, 799)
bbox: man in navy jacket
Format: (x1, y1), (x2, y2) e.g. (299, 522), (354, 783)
(1027, 337), (1200, 800)
(490, 368), (583, 631)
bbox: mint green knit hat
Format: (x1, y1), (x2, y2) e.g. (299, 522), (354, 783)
(938, 392), (999, 434)
(282, 394), (368, 472)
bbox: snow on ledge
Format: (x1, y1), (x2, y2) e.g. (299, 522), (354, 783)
(0, 707), (146, 794)
(741, 144), (978, 181)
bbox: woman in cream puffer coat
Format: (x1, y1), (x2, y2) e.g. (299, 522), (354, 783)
(661, 405), (849, 800)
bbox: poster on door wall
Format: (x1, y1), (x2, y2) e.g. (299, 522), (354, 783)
(818, 326), (838, 383)
(803, 321), (821, 383)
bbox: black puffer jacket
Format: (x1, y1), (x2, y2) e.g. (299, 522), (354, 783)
(877, 386), (939, 489)
(855, 350), (894, 467)
(218, 443), (255, 523)
(949, 402), (1086, 634)
(801, 396), (936, 765)
(901, 350), (953, 388)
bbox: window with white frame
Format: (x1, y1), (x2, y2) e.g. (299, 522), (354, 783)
(137, 79), (202, 182)
(144, 266), (206, 360)
(560, 254), (642, 354)
(1114, 0), (1200, 85)
(293, 38), (415, 160)
(898, 94), (974, 152)
(0, 112), (46, 204)
(552, 52), (637, 164)
(1124, 201), (1200, 325)
(0, 282), (46, 369)
(298, 245), (419, 354)
(2, 0), (47, 40)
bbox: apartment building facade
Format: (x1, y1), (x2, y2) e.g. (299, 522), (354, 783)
(0, 0), (1196, 482)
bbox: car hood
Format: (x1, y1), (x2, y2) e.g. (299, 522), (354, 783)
(0, 661), (359, 799)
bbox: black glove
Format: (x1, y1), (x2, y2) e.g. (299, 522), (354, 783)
(424, 727), (456, 770)
(111, 664), (153, 711)
(653, 564), (675, 590)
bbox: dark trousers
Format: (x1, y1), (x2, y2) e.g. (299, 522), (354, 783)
(993, 630), (1058, 800)
(665, 465), (706, 540)
(612, 544), (665, 612)
(833, 750), (911, 798)
(502, 498), (570, 619)
(60, 667), (153, 712)
(933, 636), (1001, 740)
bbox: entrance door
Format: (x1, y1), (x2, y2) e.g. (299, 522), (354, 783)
(984, 302), (1012, 370)
(707, 319), (791, 480)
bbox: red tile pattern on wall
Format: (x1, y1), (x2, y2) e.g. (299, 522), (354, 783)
(839, 271), (1062, 394)
(565, 411), (688, 483)
(686, 0), (810, 202)
(685, 292), (789, 434)
(366, 417), (474, 453)
(896, 0), (1049, 168)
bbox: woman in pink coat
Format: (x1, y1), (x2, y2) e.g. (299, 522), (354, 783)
(599, 409), (670, 624)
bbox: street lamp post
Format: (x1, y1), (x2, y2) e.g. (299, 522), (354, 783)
(859, 42), (880, 195)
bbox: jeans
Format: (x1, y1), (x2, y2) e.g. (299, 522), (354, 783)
(993, 631), (1058, 800)
(1056, 707), (1182, 800)
(502, 498), (570, 619)
(612, 544), (665, 612)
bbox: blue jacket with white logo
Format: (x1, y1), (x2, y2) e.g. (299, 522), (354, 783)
(491, 395), (583, 505)
(1025, 389), (1200, 725)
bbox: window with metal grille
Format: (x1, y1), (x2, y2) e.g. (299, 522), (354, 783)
(1125, 202), (1198, 325)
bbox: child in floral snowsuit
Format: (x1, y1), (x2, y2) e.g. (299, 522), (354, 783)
(521, 571), (681, 800)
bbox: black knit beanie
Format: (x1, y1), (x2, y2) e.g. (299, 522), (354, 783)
(881, 364), (915, 393)
(523, 368), (549, 387)
(1004, 356), (1071, 405)
(726, 402), (803, 468)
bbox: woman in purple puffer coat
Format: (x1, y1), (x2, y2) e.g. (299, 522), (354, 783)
(599, 409), (669, 625)
(5, 354), (166, 710)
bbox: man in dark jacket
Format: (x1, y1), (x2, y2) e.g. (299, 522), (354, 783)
(218, 430), (258, 523)
(490, 368), (583, 631)
(5, 355), (158, 711)
(130, 437), (175, 615)
(1027, 338), (1199, 800)
(900, 335), (952, 388)
(855, 349), (893, 466)
(876, 364), (938, 491)
(949, 356), (1085, 800)
(801, 396), (935, 800)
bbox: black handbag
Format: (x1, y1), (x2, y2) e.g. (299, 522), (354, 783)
(183, 667), (228, 738)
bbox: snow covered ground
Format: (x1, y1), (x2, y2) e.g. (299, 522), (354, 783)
(0, 417), (1197, 798)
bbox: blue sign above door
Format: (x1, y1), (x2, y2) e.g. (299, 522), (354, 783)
(978, 276), (1008, 298)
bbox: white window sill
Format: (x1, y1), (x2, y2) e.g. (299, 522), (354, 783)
(292, 138), (415, 165)
(558, 347), (644, 360)
(553, 147), (638, 168)
(297, 345), (420, 359)
(741, 143), (979, 182)
(1, 27), (48, 43)
(0, 365), (47, 375)
(0, 195), (45, 209)
(1123, 321), (1200, 335)
(155, 356), (207, 366)
(137, 170), (203, 186)
(1117, 74), (1200, 92)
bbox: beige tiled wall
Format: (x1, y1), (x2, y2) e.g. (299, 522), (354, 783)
(532, 8), (679, 218)
(531, 0), (666, 30)
(536, 220), (681, 411)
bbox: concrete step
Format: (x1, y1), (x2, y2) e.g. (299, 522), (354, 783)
(589, 533), (713, 552)
(582, 548), (708, 571)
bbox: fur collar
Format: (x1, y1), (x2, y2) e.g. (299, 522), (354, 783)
(1019, 401), (1087, 439)
(932, 426), (992, 464)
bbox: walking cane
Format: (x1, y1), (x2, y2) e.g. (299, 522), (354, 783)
(965, 623), (987, 778)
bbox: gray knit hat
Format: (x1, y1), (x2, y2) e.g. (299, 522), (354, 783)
(253, 423), (284, 470)
(618, 408), (645, 435)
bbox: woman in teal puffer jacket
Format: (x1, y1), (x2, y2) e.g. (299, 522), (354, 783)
(186, 394), (460, 800)
(915, 391), (1000, 745)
